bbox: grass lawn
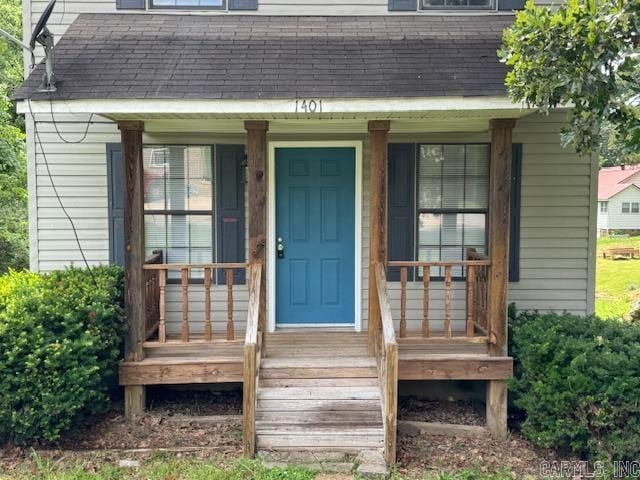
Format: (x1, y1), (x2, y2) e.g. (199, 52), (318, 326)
(595, 236), (640, 318)
(0, 453), (520, 480)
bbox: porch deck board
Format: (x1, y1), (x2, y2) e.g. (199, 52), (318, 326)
(119, 330), (510, 387)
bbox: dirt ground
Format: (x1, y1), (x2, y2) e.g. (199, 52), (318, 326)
(0, 389), (561, 478)
(398, 396), (485, 426)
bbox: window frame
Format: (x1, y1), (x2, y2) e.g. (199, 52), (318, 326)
(599, 201), (608, 213)
(420, 0), (496, 11)
(622, 202), (630, 213)
(148, 0), (225, 10)
(143, 143), (217, 284)
(414, 143), (490, 281)
(633, 202), (640, 214)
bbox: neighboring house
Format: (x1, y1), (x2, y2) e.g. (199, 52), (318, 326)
(14, 0), (597, 466)
(598, 165), (640, 236)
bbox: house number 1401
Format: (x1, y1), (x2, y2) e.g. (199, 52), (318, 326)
(295, 99), (323, 113)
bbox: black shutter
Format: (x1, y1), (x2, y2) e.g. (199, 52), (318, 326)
(498, 0), (526, 10)
(228, 0), (258, 9)
(389, 0), (417, 10)
(216, 145), (246, 284)
(509, 144), (522, 282)
(387, 143), (416, 281)
(107, 143), (125, 266)
(116, 0), (145, 10)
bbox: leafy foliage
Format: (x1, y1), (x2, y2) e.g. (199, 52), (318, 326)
(499, 0), (640, 156)
(0, 266), (124, 444)
(0, 0), (28, 273)
(509, 309), (640, 464)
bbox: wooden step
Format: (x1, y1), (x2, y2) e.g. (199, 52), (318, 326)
(256, 410), (382, 425)
(257, 434), (384, 449)
(257, 399), (381, 412)
(258, 387), (381, 401)
(261, 357), (376, 369)
(259, 377), (378, 388)
(260, 367), (377, 379)
(256, 339), (384, 457)
(256, 426), (384, 436)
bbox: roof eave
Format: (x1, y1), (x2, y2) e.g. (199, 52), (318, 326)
(17, 96), (534, 119)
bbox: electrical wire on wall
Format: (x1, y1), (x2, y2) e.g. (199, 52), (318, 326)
(28, 98), (97, 284)
(48, 94), (94, 143)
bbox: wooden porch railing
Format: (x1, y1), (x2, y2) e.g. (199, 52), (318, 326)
(143, 250), (163, 341)
(142, 262), (248, 343)
(373, 263), (398, 465)
(386, 251), (491, 339)
(242, 262), (264, 457)
(466, 249), (490, 337)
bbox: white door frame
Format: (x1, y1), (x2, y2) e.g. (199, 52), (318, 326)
(267, 141), (363, 333)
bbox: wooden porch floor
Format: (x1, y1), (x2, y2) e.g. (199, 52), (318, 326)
(119, 330), (511, 386)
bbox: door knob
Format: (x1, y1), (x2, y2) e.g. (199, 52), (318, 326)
(277, 237), (285, 259)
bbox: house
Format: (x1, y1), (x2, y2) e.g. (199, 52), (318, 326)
(598, 165), (640, 237)
(13, 0), (597, 465)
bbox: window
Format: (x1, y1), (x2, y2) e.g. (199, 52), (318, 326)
(421, 0), (494, 9)
(600, 202), (608, 213)
(633, 203), (640, 214)
(417, 144), (489, 277)
(622, 202), (630, 213)
(150, 0), (223, 8)
(144, 145), (214, 279)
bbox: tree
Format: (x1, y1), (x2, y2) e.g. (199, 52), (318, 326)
(499, 0), (640, 158)
(0, 0), (28, 273)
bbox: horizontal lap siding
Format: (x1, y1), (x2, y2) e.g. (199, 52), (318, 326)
(510, 111), (593, 315)
(27, 0), (555, 37)
(164, 284), (249, 336)
(29, 113), (118, 271)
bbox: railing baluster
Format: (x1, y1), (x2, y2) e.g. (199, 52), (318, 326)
(399, 267), (407, 338)
(204, 267), (212, 341)
(444, 265), (452, 337)
(181, 267), (189, 342)
(158, 269), (166, 343)
(226, 268), (234, 340)
(422, 266), (430, 337)
(466, 265), (475, 337)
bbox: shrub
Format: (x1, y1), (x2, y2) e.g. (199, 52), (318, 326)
(0, 266), (124, 444)
(509, 309), (640, 463)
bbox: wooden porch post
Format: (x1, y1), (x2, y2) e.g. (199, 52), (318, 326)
(486, 118), (516, 439)
(368, 120), (391, 355)
(244, 120), (269, 330)
(118, 120), (146, 418)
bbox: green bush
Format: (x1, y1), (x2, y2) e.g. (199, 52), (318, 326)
(0, 266), (124, 444)
(509, 309), (640, 463)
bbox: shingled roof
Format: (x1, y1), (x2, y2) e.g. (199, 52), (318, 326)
(15, 13), (513, 101)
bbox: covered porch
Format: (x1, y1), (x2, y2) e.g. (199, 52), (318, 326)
(94, 110), (520, 464)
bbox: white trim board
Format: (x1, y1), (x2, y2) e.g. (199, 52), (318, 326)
(18, 96), (531, 118)
(267, 141), (363, 333)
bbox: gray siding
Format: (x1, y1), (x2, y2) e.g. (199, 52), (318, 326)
(26, 111), (596, 335)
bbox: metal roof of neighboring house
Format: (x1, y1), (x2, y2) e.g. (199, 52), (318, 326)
(14, 13), (514, 102)
(598, 165), (640, 201)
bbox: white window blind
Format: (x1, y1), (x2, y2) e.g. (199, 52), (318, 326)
(417, 144), (489, 277)
(143, 145), (214, 279)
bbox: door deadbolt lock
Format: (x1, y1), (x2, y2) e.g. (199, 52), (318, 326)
(277, 237), (285, 259)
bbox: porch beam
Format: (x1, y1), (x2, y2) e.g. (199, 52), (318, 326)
(367, 120), (391, 354)
(119, 120), (146, 362)
(487, 118), (516, 357)
(245, 120), (268, 330)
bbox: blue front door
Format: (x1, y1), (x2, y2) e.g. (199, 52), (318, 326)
(275, 147), (356, 325)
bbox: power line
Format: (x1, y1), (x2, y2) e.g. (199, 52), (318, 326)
(28, 99), (97, 284)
